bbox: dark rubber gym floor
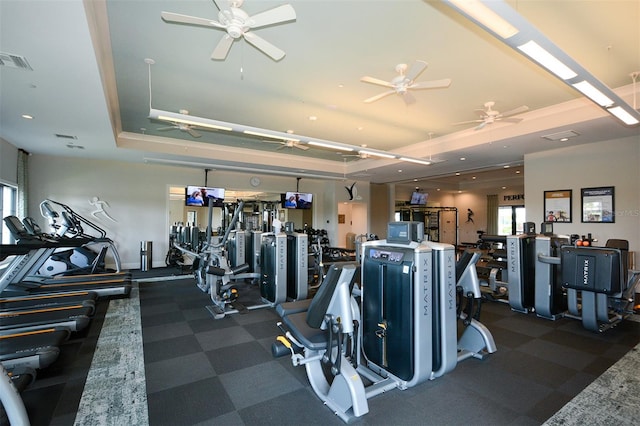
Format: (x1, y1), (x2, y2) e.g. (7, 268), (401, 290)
(17, 268), (640, 425)
(138, 277), (640, 425)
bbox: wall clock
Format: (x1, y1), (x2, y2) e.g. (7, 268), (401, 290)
(250, 176), (261, 187)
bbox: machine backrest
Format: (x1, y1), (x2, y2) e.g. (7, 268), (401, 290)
(306, 262), (359, 329)
(605, 239), (629, 284)
(561, 246), (624, 294)
(456, 250), (475, 282)
(306, 263), (344, 329)
(455, 249), (482, 298)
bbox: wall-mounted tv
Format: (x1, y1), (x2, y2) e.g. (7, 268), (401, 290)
(283, 192), (313, 209)
(185, 186), (225, 207)
(410, 191), (428, 205)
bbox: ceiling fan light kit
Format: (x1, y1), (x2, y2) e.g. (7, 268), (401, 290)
(444, 0), (640, 126)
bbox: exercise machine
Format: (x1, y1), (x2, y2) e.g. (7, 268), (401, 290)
(561, 241), (640, 332)
(284, 222), (308, 301)
(273, 222), (495, 422)
(534, 234), (570, 319)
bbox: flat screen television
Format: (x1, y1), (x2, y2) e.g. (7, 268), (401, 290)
(185, 186), (225, 207)
(283, 192), (313, 209)
(410, 191), (427, 205)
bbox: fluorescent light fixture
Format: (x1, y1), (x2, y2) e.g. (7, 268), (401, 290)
(150, 108), (233, 131)
(446, 0), (519, 39)
(399, 157), (432, 165)
(444, 1), (640, 127)
(607, 106), (640, 125)
(517, 41), (577, 80)
(359, 150), (396, 159)
(308, 141), (353, 151)
(243, 130), (300, 142)
(571, 81), (614, 107)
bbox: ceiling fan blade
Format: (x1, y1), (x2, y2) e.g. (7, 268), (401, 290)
(276, 145), (287, 150)
(475, 121), (488, 130)
(360, 76), (394, 88)
(160, 12), (225, 29)
(211, 34), (234, 60)
(248, 4), (297, 29)
(364, 90), (396, 103)
(187, 128), (202, 138)
(410, 78), (452, 90)
(243, 32), (285, 60)
(403, 92), (417, 105)
(294, 144), (309, 150)
(500, 117), (523, 124)
(156, 126), (176, 131)
(405, 60), (428, 82)
(500, 105), (530, 118)
(452, 119), (482, 126)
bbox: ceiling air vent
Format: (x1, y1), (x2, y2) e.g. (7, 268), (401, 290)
(0, 52), (33, 71)
(55, 134), (78, 140)
(541, 130), (580, 141)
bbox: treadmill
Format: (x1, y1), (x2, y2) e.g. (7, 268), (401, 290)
(1, 216), (131, 298)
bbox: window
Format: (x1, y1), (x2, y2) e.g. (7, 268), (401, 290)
(1, 183), (17, 244)
(498, 205), (525, 236)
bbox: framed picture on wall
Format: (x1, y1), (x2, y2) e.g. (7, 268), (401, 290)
(581, 186), (615, 223)
(544, 190), (572, 222)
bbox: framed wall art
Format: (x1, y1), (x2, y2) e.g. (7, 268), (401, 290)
(543, 190), (572, 223)
(581, 186), (615, 223)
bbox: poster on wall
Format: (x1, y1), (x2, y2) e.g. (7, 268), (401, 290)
(581, 186), (615, 223)
(543, 190), (572, 222)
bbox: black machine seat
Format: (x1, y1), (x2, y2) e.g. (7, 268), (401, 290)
(278, 263), (358, 351)
(280, 311), (333, 351)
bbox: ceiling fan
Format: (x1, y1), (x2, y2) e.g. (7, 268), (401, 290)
(155, 109), (207, 138)
(454, 101), (530, 130)
(341, 152), (371, 160)
(262, 139), (309, 151)
(161, 0), (296, 61)
(361, 60), (452, 105)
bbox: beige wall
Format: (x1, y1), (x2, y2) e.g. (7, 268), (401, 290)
(26, 154), (352, 269)
(19, 135), (640, 268)
(525, 136), (640, 253)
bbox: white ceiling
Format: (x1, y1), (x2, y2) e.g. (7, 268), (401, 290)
(1, 0), (639, 193)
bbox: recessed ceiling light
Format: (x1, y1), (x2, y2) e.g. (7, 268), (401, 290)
(398, 169), (403, 173)
(413, 179), (418, 182)
(502, 186), (507, 189)
(458, 190), (462, 193)
(504, 165), (510, 168)
(472, 176), (476, 180)
(437, 188), (441, 191)
(460, 157), (466, 161)
(21, 114), (33, 119)
(455, 172), (461, 176)
(516, 170), (521, 174)
(308, 116), (317, 121)
(287, 129), (294, 134)
(560, 137), (569, 142)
